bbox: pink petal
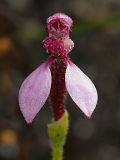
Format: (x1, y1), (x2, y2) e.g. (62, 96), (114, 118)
(47, 13), (73, 27)
(43, 36), (74, 56)
(65, 60), (98, 118)
(19, 58), (53, 124)
(46, 13), (73, 37)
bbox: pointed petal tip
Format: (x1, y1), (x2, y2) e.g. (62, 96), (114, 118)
(19, 103), (34, 124)
(83, 94), (98, 118)
(87, 115), (91, 119)
(85, 112), (93, 119)
(26, 120), (32, 125)
(81, 107), (95, 119)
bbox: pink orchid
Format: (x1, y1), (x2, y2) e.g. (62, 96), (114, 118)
(19, 13), (98, 124)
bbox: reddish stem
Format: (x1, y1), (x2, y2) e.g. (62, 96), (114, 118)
(50, 57), (67, 121)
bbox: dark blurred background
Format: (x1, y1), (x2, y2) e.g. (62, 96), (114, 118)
(0, 0), (120, 160)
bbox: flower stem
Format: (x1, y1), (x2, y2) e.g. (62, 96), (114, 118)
(52, 145), (63, 160)
(48, 110), (69, 160)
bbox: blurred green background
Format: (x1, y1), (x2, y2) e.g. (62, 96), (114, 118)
(0, 0), (120, 160)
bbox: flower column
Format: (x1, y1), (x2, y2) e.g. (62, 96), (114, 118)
(43, 13), (74, 160)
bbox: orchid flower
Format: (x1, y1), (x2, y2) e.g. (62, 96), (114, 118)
(19, 13), (98, 124)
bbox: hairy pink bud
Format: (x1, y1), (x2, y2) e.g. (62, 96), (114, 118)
(43, 36), (74, 56)
(46, 13), (73, 37)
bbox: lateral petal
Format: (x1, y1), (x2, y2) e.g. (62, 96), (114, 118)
(19, 58), (53, 124)
(65, 61), (98, 118)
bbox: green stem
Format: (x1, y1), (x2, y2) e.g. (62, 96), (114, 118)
(52, 146), (63, 160)
(48, 110), (69, 160)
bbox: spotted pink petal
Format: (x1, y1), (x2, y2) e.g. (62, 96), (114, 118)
(47, 13), (73, 28)
(46, 13), (73, 36)
(19, 58), (53, 124)
(65, 60), (98, 118)
(43, 36), (74, 56)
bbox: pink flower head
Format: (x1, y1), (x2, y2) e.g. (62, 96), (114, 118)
(46, 13), (73, 37)
(19, 13), (98, 124)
